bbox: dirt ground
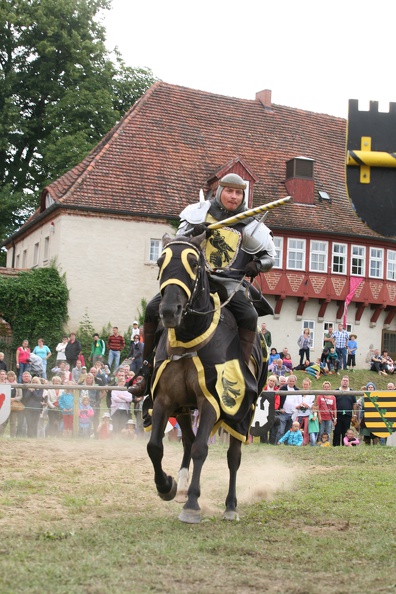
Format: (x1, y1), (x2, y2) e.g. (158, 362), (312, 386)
(0, 436), (296, 532)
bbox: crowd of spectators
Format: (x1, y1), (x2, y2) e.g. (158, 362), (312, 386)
(0, 330), (145, 440)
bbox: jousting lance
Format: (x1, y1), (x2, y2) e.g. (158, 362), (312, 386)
(207, 195), (292, 229)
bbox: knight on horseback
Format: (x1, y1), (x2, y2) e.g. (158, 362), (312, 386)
(129, 173), (276, 410)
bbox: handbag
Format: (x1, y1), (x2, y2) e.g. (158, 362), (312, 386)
(11, 400), (25, 412)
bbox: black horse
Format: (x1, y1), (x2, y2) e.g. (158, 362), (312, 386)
(146, 232), (267, 523)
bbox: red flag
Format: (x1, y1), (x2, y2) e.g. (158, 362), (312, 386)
(343, 277), (364, 326)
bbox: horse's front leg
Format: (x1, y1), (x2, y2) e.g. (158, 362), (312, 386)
(174, 412), (196, 503)
(223, 435), (242, 521)
(146, 399), (177, 501)
(178, 402), (217, 524)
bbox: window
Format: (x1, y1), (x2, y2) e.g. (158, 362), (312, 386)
(273, 237), (283, 268)
(22, 250), (27, 268)
(43, 236), (50, 261)
(310, 240), (328, 272)
(16, 254), (20, 268)
(332, 243), (347, 274)
(369, 247), (384, 278)
(33, 242), (40, 266)
(149, 239), (162, 263)
(302, 320), (315, 348)
(387, 250), (396, 281)
(287, 238), (306, 270)
(351, 245), (365, 276)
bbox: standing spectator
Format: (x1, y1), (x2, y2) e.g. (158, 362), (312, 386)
(297, 328), (312, 366)
(22, 375), (44, 438)
(127, 334), (144, 374)
(0, 352), (7, 372)
(370, 348), (388, 376)
(78, 395), (94, 437)
(333, 375), (358, 446)
(277, 374), (300, 442)
(359, 381), (380, 445)
(322, 326), (335, 363)
(46, 375), (62, 437)
(333, 323), (349, 371)
(308, 404), (320, 446)
(295, 377), (314, 445)
(97, 412), (113, 439)
(261, 322), (272, 347)
(347, 334), (358, 371)
(107, 327), (125, 372)
(130, 321), (141, 345)
(387, 382), (395, 390)
(16, 339), (31, 382)
(65, 332), (82, 369)
(16, 371), (32, 437)
(83, 371), (101, 433)
(316, 380), (337, 438)
(90, 333), (106, 365)
(28, 352), (45, 378)
(32, 338), (51, 379)
(0, 371), (23, 438)
(55, 336), (69, 365)
(110, 370), (132, 433)
(59, 387), (75, 437)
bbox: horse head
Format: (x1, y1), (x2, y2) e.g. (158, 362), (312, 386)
(157, 232), (207, 328)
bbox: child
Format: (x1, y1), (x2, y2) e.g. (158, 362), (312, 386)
(58, 388), (74, 437)
(347, 334), (358, 371)
(97, 412), (113, 439)
(282, 353), (293, 372)
(343, 429), (359, 446)
(121, 418), (136, 439)
(308, 404), (320, 446)
(326, 347), (339, 374)
(318, 432), (331, 447)
(78, 395), (94, 437)
(277, 421), (303, 446)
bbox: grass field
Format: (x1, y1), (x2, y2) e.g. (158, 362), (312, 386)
(1, 368), (396, 593)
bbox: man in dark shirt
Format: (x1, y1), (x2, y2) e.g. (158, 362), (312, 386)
(107, 327), (125, 372)
(333, 375), (358, 446)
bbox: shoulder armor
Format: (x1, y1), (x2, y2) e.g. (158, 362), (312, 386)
(242, 219), (275, 255)
(179, 201), (211, 224)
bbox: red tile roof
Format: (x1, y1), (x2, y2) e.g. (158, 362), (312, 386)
(30, 82), (394, 241)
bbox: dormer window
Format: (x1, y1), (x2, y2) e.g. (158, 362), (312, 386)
(286, 157), (314, 180)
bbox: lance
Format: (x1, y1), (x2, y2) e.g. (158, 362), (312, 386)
(207, 195), (292, 229)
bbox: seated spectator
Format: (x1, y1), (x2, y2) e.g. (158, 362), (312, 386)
(72, 360), (83, 383)
(326, 347), (339, 374)
(279, 347), (289, 360)
(268, 348), (280, 370)
(277, 421), (303, 446)
(121, 419), (136, 439)
(282, 353), (293, 372)
(382, 350), (394, 374)
(370, 349), (388, 376)
(343, 428), (359, 446)
(318, 432), (331, 447)
(293, 359), (311, 372)
(273, 358), (288, 378)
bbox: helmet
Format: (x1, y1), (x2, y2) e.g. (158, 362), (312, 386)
(213, 173), (247, 215)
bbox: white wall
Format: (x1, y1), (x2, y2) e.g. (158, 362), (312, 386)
(259, 297), (395, 369)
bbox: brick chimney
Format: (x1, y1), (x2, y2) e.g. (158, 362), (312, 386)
(256, 89), (273, 112)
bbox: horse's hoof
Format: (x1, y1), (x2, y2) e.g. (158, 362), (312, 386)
(178, 508), (201, 524)
(157, 478), (177, 501)
(223, 510), (240, 521)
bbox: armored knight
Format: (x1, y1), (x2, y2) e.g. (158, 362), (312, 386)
(129, 173), (276, 400)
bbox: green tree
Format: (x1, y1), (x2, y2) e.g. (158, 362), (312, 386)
(0, 264), (69, 366)
(0, 0), (157, 246)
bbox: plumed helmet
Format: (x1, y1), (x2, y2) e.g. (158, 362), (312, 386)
(213, 173), (247, 214)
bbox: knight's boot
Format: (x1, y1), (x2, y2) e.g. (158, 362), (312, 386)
(128, 322), (157, 398)
(239, 328), (257, 365)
